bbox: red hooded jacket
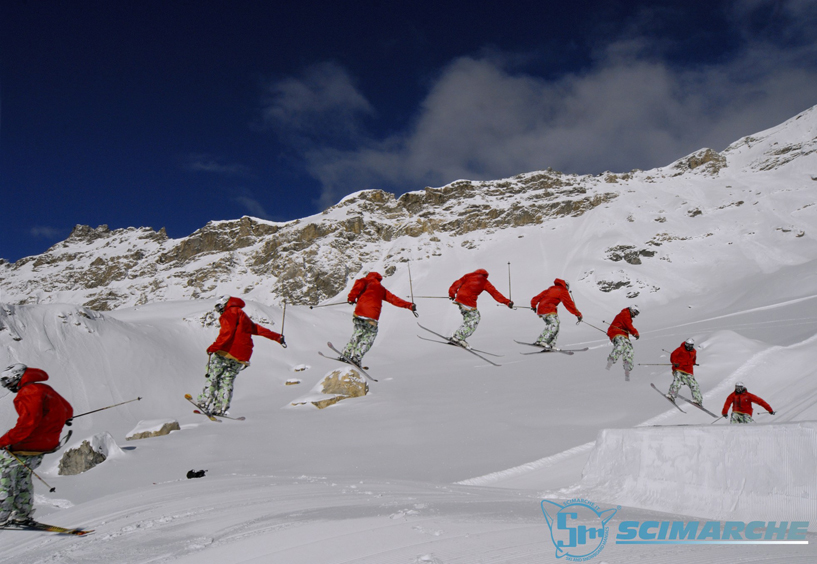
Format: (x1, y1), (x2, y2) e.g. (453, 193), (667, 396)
(531, 279), (582, 317)
(448, 269), (510, 308)
(0, 368), (73, 453)
(348, 272), (412, 320)
(207, 297), (281, 363)
(607, 308), (639, 341)
(722, 391), (773, 417)
(670, 344), (697, 375)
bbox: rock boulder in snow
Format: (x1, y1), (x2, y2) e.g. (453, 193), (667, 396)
(58, 432), (122, 475)
(126, 419), (181, 441)
(290, 367), (368, 409)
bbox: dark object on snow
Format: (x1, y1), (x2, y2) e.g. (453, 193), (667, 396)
(186, 469), (207, 479)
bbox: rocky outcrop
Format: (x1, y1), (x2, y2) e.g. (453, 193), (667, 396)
(0, 170), (618, 310)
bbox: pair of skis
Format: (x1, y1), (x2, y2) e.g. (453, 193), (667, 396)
(318, 342), (378, 382)
(0, 520), (93, 536)
(184, 394), (246, 422)
(650, 383), (718, 417)
(513, 340), (589, 356)
(417, 324), (503, 367)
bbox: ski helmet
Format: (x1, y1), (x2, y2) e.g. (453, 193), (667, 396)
(1, 363), (27, 392)
(214, 295), (230, 313)
(735, 381), (746, 393)
(629, 304), (640, 316)
(684, 338), (695, 351)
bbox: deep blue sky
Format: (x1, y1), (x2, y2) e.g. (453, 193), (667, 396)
(2, 0), (816, 262)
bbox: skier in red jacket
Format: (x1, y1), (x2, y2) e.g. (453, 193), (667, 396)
(198, 296), (284, 415)
(0, 364), (73, 526)
(529, 279), (582, 349)
(721, 382), (774, 424)
(605, 305), (640, 380)
(341, 272), (416, 366)
(664, 339), (703, 405)
(448, 269), (513, 348)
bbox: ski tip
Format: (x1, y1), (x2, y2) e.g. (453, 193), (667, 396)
(184, 393), (193, 400)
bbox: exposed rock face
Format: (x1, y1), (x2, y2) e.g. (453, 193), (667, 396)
(58, 440), (106, 475)
(0, 170), (617, 310)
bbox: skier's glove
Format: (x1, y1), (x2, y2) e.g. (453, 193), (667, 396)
(280, 336), (287, 348)
(722, 414), (728, 418)
(411, 303), (419, 318)
(347, 300), (355, 305)
(634, 335), (640, 340)
(531, 306), (537, 312)
(507, 301), (514, 309)
(65, 418), (73, 427)
(769, 410), (775, 415)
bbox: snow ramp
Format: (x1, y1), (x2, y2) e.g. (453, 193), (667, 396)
(559, 422), (817, 531)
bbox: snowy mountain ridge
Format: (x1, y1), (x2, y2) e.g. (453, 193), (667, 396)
(2, 105), (815, 312)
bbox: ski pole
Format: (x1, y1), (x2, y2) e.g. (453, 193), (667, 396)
(408, 262), (419, 317)
(308, 301), (348, 309)
(411, 296), (449, 299)
(66, 397), (142, 424)
(507, 262), (512, 302)
(3, 448), (56, 492)
(280, 302), (288, 347)
(580, 320), (608, 335)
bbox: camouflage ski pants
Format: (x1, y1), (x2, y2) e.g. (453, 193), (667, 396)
(535, 314), (560, 346)
(198, 353), (243, 415)
(342, 316), (378, 365)
(730, 412), (754, 424)
(452, 305), (481, 341)
(668, 370), (703, 404)
(607, 335), (634, 372)
(0, 451), (43, 522)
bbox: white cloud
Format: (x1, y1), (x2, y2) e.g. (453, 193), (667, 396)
(30, 226), (64, 239)
(262, 62), (374, 144)
(266, 3), (817, 208)
(185, 154), (253, 177)
(234, 196), (274, 221)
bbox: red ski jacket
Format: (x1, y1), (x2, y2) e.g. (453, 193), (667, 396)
(0, 368), (73, 453)
(448, 269), (510, 309)
(607, 308), (639, 341)
(670, 344), (697, 375)
(531, 279), (582, 317)
(207, 297), (281, 363)
(347, 272), (412, 321)
(722, 391), (773, 417)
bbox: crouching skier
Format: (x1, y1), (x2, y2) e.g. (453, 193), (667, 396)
(605, 305), (640, 380)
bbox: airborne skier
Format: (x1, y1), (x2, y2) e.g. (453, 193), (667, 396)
(341, 271), (416, 367)
(529, 279), (582, 349)
(198, 296), (284, 416)
(0, 364), (73, 526)
(448, 269), (513, 348)
(721, 382), (774, 424)
(605, 305), (640, 379)
(664, 339), (703, 405)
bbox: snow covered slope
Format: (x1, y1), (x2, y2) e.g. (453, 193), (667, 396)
(0, 105), (816, 562)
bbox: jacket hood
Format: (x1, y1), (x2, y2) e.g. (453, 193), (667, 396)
(18, 367), (49, 388)
(554, 278), (567, 288)
(226, 297), (246, 309)
(365, 272), (383, 282)
(473, 269), (488, 277)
